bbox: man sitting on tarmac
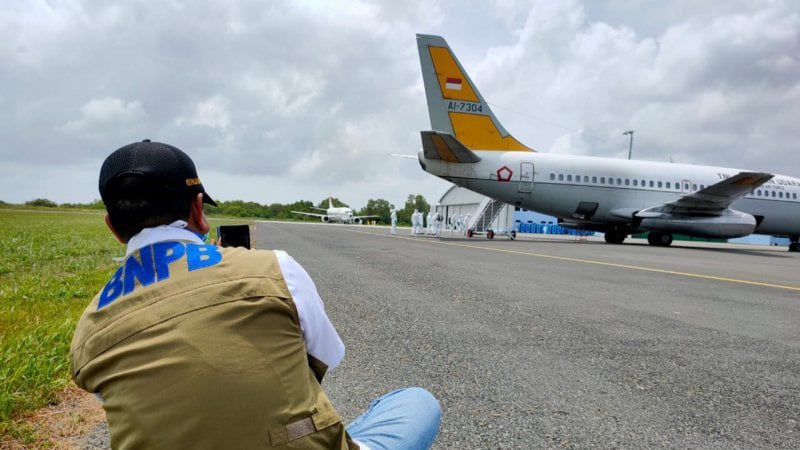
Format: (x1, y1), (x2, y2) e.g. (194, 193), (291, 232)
(70, 140), (440, 450)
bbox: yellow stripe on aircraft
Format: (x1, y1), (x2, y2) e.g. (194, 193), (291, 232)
(429, 47), (479, 102)
(450, 113), (531, 151)
(431, 134), (459, 163)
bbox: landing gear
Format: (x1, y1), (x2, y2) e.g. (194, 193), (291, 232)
(604, 230), (627, 244)
(647, 231), (673, 247)
(466, 229), (474, 238)
(486, 230), (495, 239)
(789, 237), (799, 252)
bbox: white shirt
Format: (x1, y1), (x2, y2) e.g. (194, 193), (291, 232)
(124, 221), (345, 370)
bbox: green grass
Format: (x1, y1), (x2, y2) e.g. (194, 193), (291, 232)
(0, 209), (251, 440)
(0, 210), (119, 438)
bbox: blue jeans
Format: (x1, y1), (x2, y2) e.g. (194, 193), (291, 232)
(346, 387), (441, 450)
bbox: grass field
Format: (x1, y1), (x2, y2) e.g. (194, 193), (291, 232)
(0, 208), (248, 442)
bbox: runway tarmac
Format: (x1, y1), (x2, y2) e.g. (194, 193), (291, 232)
(256, 221), (800, 449)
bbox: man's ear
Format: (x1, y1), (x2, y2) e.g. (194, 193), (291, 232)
(105, 214), (127, 244)
(187, 193), (210, 235)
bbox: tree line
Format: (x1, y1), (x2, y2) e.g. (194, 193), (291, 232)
(7, 195), (434, 226)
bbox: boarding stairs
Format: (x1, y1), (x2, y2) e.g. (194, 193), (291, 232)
(466, 197), (510, 239)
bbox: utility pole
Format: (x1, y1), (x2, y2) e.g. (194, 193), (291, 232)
(623, 130), (634, 159)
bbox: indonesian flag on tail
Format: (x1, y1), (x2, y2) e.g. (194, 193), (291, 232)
(445, 77), (462, 90)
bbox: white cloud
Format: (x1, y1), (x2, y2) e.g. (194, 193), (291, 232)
(1, 0), (799, 208)
(57, 97), (145, 136)
(174, 95), (231, 129)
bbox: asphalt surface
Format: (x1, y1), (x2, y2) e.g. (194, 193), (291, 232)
(82, 222), (800, 449)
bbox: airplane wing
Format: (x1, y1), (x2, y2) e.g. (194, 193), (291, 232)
(636, 172), (774, 217)
(291, 211), (326, 218)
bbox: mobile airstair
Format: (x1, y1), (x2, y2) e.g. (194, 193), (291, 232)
(465, 197), (516, 240)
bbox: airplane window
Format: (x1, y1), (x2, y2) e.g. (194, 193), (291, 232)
(592, 176), (597, 183)
(616, 178), (622, 185)
(675, 182), (680, 190)
(757, 190), (762, 196)
(600, 177), (606, 184)
(794, 193), (797, 200)
(779, 192), (784, 198)
(567, 175), (573, 182)
(657, 181), (663, 188)
(625, 179), (630, 186)
(633, 180), (638, 186)
(666, 182), (671, 189)
(649, 180), (654, 188)
(550, 173), (555, 180)
(576, 175), (581, 182)
(772, 191), (776, 198)
(583, 176), (589, 183)
(558, 174), (564, 181)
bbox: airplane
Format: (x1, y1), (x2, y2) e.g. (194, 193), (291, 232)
(415, 34), (800, 251)
(291, 197), (379, 224)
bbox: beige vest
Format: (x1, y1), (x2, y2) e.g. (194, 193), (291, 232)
(70, 242), (356, 449)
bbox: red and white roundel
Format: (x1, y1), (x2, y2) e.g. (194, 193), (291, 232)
(496, 166), (513, 182)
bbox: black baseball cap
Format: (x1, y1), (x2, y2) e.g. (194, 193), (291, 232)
(99, 139), (217, 206)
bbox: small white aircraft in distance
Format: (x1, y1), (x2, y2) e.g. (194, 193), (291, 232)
(292, 197), (379, 224)
(416, 34), (800, 251)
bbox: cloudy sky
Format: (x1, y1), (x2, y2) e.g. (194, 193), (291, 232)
(2, 0), (798, 210)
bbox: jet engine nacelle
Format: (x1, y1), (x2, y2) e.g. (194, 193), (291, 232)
(638, 208), (756, 239)
(321, 216), (330, 223)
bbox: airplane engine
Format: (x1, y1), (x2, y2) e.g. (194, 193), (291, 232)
(321, 216), (330, 223)
(638, 209), (756, 239)
(354, 218), (363, 225)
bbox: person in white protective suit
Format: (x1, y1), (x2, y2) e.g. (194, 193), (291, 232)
(427, 211), (434, 235)
(464, 213), (472, 235)
(420, 211), (426, 235)
(411, 209), (419, 236)
(390, 208), (397, 235)
(457, 214), (464, 234)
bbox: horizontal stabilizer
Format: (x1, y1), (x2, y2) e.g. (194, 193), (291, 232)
(420, 131), (481, 164)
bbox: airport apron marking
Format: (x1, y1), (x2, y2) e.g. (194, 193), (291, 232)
(363, 231), (800, 293)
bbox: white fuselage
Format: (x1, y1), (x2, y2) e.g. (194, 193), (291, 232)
(323, 207), (356, 223)
(421, 151), (800, 237)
